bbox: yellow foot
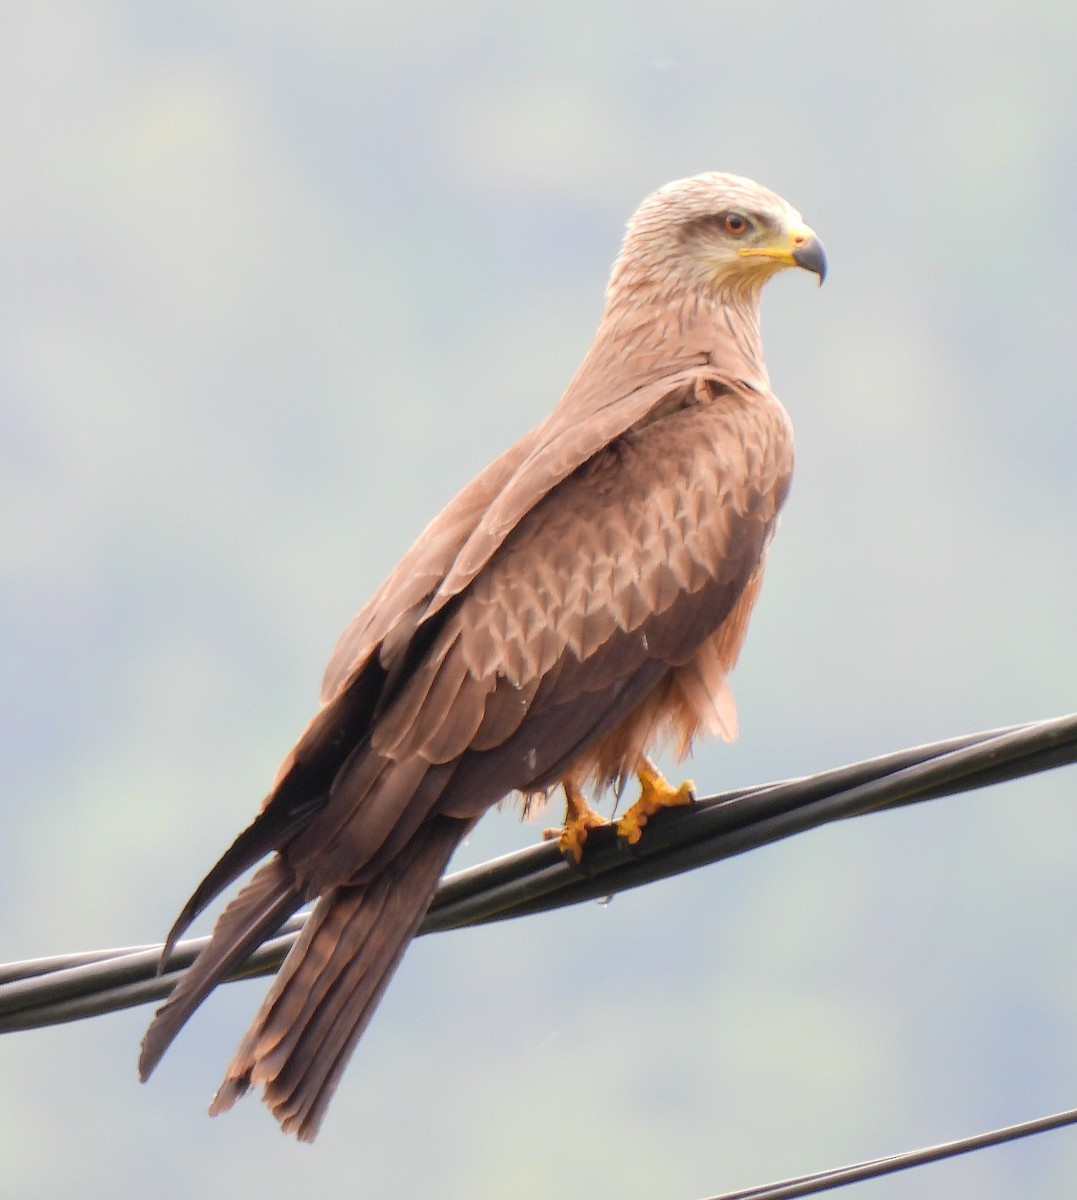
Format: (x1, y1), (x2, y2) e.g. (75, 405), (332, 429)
(543, 782), (607, 864)
(616, 757), (696, 846)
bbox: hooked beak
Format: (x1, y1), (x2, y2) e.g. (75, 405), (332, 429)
(740, 222), (827, 284)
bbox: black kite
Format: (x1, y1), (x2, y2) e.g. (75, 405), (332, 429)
(139, 173), (827, 1139)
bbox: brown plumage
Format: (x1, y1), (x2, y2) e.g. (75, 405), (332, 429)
(139, 172), (826, 1139)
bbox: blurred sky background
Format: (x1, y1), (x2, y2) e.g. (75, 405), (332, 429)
(2, 2), (1076, 1197)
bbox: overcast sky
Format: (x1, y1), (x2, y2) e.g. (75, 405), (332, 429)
(2, 3), (1076, 1197)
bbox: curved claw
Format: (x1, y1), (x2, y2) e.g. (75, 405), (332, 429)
(543, 781), (608, 864)
(616, 759), (696, 846)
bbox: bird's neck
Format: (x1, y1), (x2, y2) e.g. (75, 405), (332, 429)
(596, 281), (771, 393)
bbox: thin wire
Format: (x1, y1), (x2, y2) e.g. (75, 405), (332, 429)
(701, 1105), (1077, 1199)
(1, 712), (1075, 1033)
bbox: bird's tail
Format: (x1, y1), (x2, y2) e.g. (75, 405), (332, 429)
(139, 856), (300, 1082)
(209, 814), (469, 1141)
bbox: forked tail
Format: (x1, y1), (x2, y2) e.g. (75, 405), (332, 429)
(139, 857), (300, 1082)
(208, 814), (469, 1140)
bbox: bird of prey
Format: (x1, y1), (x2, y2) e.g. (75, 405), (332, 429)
(139, 172), (826, 1140)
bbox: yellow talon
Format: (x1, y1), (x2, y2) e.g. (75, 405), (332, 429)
(616, 757), (696, 846)
(543, 781), (607, 864)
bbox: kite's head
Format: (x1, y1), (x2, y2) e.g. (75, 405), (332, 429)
(614, 173), (827, 304)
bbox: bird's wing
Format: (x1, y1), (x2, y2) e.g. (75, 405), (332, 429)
(317, 347), (715, 703)
(160, 355), (716, 945)
(282, 378), (793, 893)
(401, 377), (792, 803)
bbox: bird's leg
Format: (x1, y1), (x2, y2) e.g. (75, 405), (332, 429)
(543, 780), (607, 864)
(616, 756), (696, 846)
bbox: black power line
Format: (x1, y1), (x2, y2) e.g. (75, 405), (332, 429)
(1, 711), (1075, 1196)
(1, 713), (1075, 1030)
(702, 1105), (1077, 1199)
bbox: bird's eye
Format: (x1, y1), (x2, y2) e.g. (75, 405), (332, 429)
(723, 212), (751, 236)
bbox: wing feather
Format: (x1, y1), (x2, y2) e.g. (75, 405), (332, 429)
(319, 343), (725, 705)
(424, 386), (792, 803)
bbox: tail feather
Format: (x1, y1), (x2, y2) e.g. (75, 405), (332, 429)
(158, 816), (299, 966)
(209, 815), (469, 1141)
(138, 858), (299, 1082)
